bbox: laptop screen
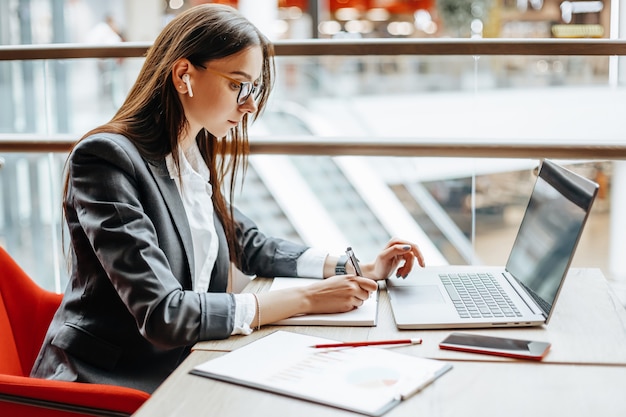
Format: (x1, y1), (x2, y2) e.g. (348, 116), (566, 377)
(505, 160), (598, 317)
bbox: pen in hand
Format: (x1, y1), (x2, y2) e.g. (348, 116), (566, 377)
(345, 247), (362, 276)
(311, 338), (423, 349)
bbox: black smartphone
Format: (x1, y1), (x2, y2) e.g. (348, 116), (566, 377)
(439, 332), (551, 360)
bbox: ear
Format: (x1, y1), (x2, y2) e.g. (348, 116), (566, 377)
(172, 59), (192, 93)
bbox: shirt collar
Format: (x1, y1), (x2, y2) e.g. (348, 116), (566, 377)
(165, 141), (211, 183)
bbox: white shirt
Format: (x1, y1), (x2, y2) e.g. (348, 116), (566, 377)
(165, 141), (218, 294)
(166, 143), (327, 335)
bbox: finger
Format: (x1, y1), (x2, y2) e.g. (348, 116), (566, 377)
(394, 243), (428, 276)
(411, 245), (426, 267)
(377, 244), (406, 264)
(396, 254), (415, 278)
(381, 244), (414, 267)
(351, 295), (365, 307)
(396, 243), (426, 268)
(354, 276), (378, 292)
(345, 278), (372, 299)
(386, 236), (408, 248)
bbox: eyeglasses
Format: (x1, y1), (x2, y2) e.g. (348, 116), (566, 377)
(203, 66), (261, 106)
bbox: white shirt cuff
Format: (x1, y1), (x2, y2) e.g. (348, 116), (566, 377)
(231, 293), (256, 335)
(296, 248), (327, 278)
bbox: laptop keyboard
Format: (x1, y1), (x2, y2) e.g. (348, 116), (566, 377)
(440, 273), (523, 319)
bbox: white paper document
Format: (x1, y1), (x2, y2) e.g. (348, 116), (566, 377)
(268, 277), (378, 326)
(191, 331), (452, 416)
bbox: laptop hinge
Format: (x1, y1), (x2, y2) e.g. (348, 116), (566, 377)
(502, 272), (545, 317)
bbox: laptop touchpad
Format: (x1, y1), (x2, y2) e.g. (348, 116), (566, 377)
(392, 285), (445, 304)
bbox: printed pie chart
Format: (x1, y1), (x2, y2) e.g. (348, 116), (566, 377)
(345, 367), (401, 389)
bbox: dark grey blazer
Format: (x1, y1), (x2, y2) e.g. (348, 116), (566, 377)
(31, 133), (308, 393)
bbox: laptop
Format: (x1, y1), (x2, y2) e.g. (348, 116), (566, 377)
(387, 159), (599, 329)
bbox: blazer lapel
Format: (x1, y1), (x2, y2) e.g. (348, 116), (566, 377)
(147, 159), (195, 285)
(209, 211), (229, 292)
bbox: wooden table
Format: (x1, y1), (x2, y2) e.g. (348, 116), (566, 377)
(195, 268), (626, 365)
(133, 268), (626, 417)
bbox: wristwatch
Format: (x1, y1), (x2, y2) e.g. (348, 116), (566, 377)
(335, 255), (348, 275)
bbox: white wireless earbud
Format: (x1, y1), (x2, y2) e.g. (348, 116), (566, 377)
(182, 74), (193, 97)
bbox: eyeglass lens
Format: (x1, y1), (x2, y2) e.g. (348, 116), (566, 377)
(238, 83), (258, 105)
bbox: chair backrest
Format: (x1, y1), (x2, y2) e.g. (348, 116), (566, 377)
(0, 246), (62, 376)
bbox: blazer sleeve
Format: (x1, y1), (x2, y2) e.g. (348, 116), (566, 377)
(233, 207), (309, 278)
(67, 134), (235, 349)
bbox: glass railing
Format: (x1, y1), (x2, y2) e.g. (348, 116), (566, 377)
(1, 40), (624, 293)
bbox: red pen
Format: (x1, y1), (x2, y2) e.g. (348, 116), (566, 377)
(311, 338), (422, 349)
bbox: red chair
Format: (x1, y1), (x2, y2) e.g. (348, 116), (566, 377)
(0, 246), (150, 416)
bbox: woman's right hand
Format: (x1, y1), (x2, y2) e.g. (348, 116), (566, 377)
(303, 275), (378, 314)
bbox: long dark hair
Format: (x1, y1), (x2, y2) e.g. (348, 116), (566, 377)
(63, 4), (275, 265)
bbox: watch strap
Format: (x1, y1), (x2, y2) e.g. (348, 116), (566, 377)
(335, 254), (348, 275)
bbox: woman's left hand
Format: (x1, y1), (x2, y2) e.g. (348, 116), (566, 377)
(360, 238), (425, 281)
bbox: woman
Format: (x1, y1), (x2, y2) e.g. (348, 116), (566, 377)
(31, 4), (425, 394)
